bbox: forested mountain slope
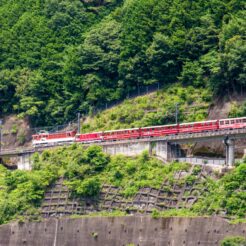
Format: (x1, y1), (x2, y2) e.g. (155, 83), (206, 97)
(0, 0), (245, 126)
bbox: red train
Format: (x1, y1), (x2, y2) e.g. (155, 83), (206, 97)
(32, 130), (77, 146)
(32, 117), (246, 147)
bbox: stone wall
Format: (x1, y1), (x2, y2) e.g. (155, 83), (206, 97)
(0, 217), (245, 246)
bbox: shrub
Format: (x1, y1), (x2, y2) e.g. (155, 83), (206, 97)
(220, 236), (246, 246)
(11, 125), (18, 134)
(17, 131), (26, 145)
(185, 175), (197, 186)
(192, 166), (202, 175)
(75, 177), (101, 197)
(151, 209), (160, 219)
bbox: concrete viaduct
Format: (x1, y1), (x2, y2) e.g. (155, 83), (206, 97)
(0, 127), (246, 170)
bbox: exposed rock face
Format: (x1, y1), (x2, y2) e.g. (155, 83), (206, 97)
(193, 96), (246, 157)
(1, 115), (32, 150)
(0, 217), (245, 246)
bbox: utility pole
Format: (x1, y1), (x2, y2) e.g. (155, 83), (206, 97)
(0, 119), (2, 153)
(175, 103), (179, 125)
(77, 113), (81, 134)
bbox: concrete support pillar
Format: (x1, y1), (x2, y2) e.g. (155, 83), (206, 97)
(17, 153), (32, 170)
(224, 138), (235, 167)
(171, 144), (182, 159)
(102, 142), (150, 157)
(155, 141), (178, 161)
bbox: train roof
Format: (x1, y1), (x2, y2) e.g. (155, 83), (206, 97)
(76, 131), (103, 135)
(218, 116), (246, 122)
(179, 119), (217, 126)
(141, 124), (176, 129)
(104, 127), (139, 133)
(32, 129), (76, 136)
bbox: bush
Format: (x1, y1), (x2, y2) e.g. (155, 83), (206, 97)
(151, 209), (160, 219)
(17, 131), (26, 145)
(76, 177), (101, 197)
(220, 236), (246, 246)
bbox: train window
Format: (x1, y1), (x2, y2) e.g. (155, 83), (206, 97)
(243, 119), (246, 123)
(225, 121), (229, 125)
(220, 121), (224, 125)
(231, 120), (234, 124)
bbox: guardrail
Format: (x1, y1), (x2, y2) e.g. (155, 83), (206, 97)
(177, 157), (225, 166)
(0, 148), (35, 155)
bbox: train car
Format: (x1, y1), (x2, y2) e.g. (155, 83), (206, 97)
(75, 131), (103, 143)
(103, 128), (140, 141)
(141, 124), (178, 138)
(32, 130), (77, 147)
(32, 116), (246, 147)
(219, 117), (246, 130)
(178, 120), (218, 133)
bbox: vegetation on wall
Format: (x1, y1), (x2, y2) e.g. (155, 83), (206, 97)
(0, 0), (245, 126)
(0, 161), (59, 224)
(194, 162), (246, 217)
(0, 144), (246, 225)
(220, 236), (246, 246)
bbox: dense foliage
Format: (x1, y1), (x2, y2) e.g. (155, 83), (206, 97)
(32, 144), (188, 198)
(194, 162), (246, 217)
(0, 145), (245, 224)
(0, 161), (59, 224)
(0, 0), (245, 126)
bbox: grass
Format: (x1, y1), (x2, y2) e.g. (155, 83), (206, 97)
(69, 210), (127, 218)
(81, 84), (212, 133)
(152, 208), (200, 218)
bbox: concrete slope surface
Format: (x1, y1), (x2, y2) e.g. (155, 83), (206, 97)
(0, 217), (245, 246)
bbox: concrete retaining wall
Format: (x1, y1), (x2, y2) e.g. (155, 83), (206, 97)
(0, 217), (245, 246)
(103, 142), (151, 156)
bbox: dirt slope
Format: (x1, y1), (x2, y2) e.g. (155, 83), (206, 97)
(1, 115), (32, 150)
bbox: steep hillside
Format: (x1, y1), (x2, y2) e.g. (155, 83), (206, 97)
(0, 0), (245, 126)
(0, 145), (245, 225)
(81, 83), (212, 132)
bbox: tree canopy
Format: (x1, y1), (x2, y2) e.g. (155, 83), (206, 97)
(0, 0), (245, 126)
